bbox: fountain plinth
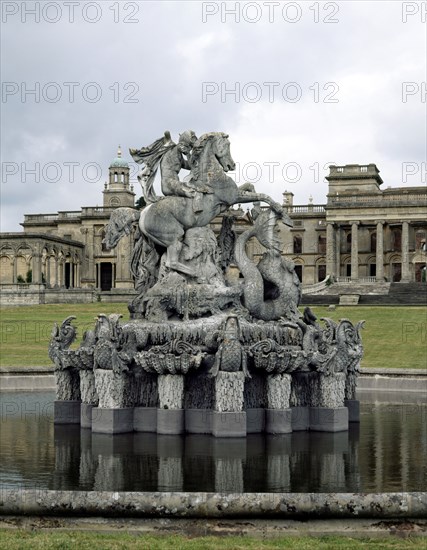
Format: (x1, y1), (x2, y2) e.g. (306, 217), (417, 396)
(49, 131), (364, 436)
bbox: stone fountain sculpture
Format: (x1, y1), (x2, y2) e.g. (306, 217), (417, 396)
(50, 131), (364, 435)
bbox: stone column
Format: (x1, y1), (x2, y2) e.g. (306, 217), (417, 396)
(213, 371), (246, 437)
(92, 369), (134, 434)
(309, 373), (348, 432)
(266, 373), (292, 434)
(326, 223), (335, 277)
(376, 221), (384, 281)
(76, 262), (80, 288)
(12, 257), (17, 284)
(157, 374), (185, 434)
(335, 225), (341, 278)
(401, 221), (410, 282)
(46, 256), (51, 288)
(351, 222), (359, 281)
(32, 253), (42, 284)
(54, 257), (59, 288)
(59, 261), (64, 287)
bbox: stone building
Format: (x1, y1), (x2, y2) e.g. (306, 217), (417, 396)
(1, 147), (135, 302)
(1, 154), (426, 305)
(276, 164), (427, 286)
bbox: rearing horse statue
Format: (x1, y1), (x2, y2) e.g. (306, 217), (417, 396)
(103, 132), (293, 278)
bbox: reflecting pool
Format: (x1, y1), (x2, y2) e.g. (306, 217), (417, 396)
(0, 392), (426, 493)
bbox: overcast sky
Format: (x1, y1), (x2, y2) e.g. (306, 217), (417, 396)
(1, 0), (426, 232)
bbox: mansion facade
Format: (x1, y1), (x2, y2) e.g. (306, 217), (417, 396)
(1, 150), (426, 304)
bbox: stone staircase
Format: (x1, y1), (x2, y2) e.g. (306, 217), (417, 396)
(301, 281), (427, 306)
(386, 282), (427, 305)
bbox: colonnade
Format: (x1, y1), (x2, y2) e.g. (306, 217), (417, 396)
(326, 220), (413, 282)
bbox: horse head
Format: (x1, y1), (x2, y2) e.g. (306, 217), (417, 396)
(192, 132), (236, 181)
(211, 132), (236, 172)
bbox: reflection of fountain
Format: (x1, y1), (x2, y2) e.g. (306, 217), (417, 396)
(51, 429), (364, 493)
(49, 132), (364, 437)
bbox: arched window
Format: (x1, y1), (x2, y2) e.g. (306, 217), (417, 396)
(293, 235), (302, 254)
(416, 231), (426, 250)
(317, 264), (326, 282)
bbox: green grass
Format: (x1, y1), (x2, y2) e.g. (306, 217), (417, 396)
(0, 303), (129, 368)
(0, 304), (425, 369)
(0, 531), (425, 550)
(307, 305), (427, 371)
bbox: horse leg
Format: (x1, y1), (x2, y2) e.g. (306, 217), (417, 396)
(165, 238), (192, 276)
(235, 191), (293, 226)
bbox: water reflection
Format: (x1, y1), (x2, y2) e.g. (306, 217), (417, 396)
(0, 392), (426, 493)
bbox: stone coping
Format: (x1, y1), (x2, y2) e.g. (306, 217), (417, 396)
(0, 490), (425, 519)
(0, 366), (425, 376)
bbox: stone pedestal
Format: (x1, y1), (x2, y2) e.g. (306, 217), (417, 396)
(291, 406), (310, 431)
(309, 373), (348, 432)
(91, 407), (134, 434)
(94, 369), (132, 409)
(134, 407), (157, 432)
(246, 408), (265, 433)
(309, 406), (349, 432)
(266, 373), (292, 434)
(157, 408), (185, 435)
(55, 369), (80, 401)
(213, 371), (246, 437)
(80, 370), (98, 406)
(157, 374), (184, 435)
(310, 373), (346, 409)
(54, 400), (81, 424)
(185, 409), (212, 434)
(345, 399), (360, 422)
(80, 403), (93, 428)
(266, 408), (292, 434)
(212, 411), (246, 437)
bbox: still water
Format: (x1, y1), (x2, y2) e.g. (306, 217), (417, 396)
(0, 392), (426, 493)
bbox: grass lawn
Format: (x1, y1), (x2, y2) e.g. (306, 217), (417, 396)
(0, 304), (425, 369)
(0, 531), (425, 550)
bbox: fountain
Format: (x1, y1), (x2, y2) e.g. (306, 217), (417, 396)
(49, 131), (364, 436)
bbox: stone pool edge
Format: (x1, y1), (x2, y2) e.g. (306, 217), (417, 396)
(1, 367), (426, 393)
(0, 490), (426, 519)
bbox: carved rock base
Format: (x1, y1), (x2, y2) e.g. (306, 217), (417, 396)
(185, 409), (212, 434)
(134, 407), (157, 432)
(55, 371), (80, 401)
(54, 400), (81, 424)
(212, 411), (246, 437)
(91, 407), (134, 434)
(291, 406), (310, 431)
(215, 372), (245, 412)
(158, 375), (184, 410)
(80, 403), (93, 428)
(266, 408), (292, 434)
(267, 374), (291, 410)
(157, 408), (185, 435)
(246, 408), (265, 433)
(309, 406), (349, 432)
(80, 370), (98, 406)
(310, 373), (346, 409)
(345, 399), (360, 422)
